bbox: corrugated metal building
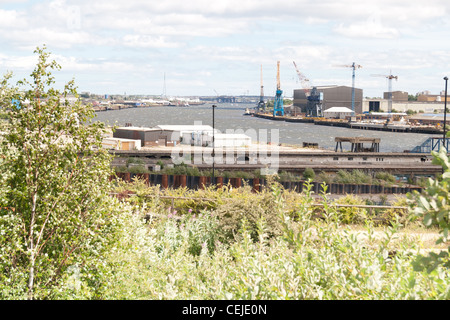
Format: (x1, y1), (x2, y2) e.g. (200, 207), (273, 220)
(293, 85), (363, 114)
(383, 91), (408, 102)
(102, 137), (142, 150)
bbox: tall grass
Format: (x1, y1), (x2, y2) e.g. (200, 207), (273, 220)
(98, 178), (450, 300)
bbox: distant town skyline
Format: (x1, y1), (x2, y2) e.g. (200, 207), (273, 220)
(1, 0), (450, 98)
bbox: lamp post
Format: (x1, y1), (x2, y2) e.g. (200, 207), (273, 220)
(212, 104), (217, 184)
(444, 76), (448, 153)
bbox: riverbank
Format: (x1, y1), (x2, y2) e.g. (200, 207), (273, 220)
(252, 113), (443, 135)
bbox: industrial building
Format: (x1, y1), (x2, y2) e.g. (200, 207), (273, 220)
(417, 92), (449, 102)
(181, 131), (251, 147)
(363, 98), (448, 114)
(323, 107), (354, 119)
(293, 85), (363, 115)
(113, 126), (180, 147)
(113, 125), (220, 148)
(383, 91), (408, 102)
(102, 137), (141, 150)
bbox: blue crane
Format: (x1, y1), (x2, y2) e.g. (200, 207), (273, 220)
(273, 61), (284, 116)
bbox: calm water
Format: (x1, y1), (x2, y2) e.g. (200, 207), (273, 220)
(94, 103), (438, 152)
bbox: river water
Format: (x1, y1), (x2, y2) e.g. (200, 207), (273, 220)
(93, 102), (437, 152)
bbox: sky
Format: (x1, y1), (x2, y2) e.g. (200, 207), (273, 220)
(1, 0), (450, 98)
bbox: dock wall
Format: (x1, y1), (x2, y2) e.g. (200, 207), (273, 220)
(111, 172), (423, 195)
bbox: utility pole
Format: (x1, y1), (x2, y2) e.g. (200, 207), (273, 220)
(212, 104), (217, 184)
(444, 77), (448, 153)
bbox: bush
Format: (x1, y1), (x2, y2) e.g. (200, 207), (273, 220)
(128, 165), (149, 174)
(332, 194), (368, 224)
(102, 179), (450, 300)
(375, 172), (396, 184)
(303, 168), (315, 180)
(334, 170), (372, 184)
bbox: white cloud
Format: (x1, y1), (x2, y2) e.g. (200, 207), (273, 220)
(1, 0), (450, 96)
(122, 34), (181, 48)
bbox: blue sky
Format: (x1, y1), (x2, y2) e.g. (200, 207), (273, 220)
(1, 0), (450, 98)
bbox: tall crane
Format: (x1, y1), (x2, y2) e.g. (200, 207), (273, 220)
(273, 61), (284, 116)
(371, 71), (398, 113)
(293, 61), (311, 97)
(258, 64), (265, 111)
(334, 62), (362, 113)
(293, 61), (322, 117)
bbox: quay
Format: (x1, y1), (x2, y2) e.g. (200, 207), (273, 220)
(109, 147), (441, 177)
(251, 113), (443, 134)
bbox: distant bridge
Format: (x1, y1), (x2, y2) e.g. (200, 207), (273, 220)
(216, 96), (236, 103)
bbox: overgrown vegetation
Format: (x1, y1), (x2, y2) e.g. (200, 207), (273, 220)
(114, 163), (407, 187)
(2, 46), (450, 300)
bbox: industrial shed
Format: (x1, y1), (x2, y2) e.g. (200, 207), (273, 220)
(102, 137), (141, 150)
(211, 133), (252, 148)
(293, 85), (363, 114)
(323, 107), (355, 119)
(154, 125), (216, 136)
(113, 126), (179, 147)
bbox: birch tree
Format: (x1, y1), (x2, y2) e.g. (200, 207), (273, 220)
(0, 46), (120, 299)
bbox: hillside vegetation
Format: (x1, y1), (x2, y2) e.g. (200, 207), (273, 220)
(1, 46), (450, 300)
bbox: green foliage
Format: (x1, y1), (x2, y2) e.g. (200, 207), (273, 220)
(0, 46), (123, 299)
(334, 170), (372, 184)
(332, 194), (368, 224)
(409, 147), (450, 239)
(302, 168), (315, 180)
(379, 196), (409, 226)
(375, 172), (396, 184)
(408, 142), (450, 273)
(127, 165), (149, 174)
(277, 170), (300, 182)
(161, 163), (201, 176)
(100, 179), (450, 300)
(127, 157), (144, 165)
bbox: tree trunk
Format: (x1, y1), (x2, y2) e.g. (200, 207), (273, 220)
(27, 192), (38, 300)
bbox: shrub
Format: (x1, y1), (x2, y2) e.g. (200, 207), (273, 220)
(375, 172), (396, 184)
(378, 196), (410, 226)
(128, 165), (149, 174)
(302, 168), (315, 180)
(316, 171), (333, 185)
(278, 171), (300, 182)
(332, 194), (368, 224)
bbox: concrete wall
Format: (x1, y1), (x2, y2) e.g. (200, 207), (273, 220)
(362, 99), (447, 113)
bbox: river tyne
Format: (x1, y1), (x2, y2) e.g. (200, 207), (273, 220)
(94, 102), (438, 153)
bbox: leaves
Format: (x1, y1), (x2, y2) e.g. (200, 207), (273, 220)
(0, 46), (120, 299)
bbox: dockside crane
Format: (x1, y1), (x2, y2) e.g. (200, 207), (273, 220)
(293, 61), (322, 117)
(371, 71), (398, 113)
(334, 62), (362, 112)
(273, 61), (284, 116)
(258, 64), (266, 111)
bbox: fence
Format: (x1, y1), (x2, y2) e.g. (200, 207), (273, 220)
(111, 172), (424, 195)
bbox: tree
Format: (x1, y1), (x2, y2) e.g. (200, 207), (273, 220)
(0, 46), (120, 299)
